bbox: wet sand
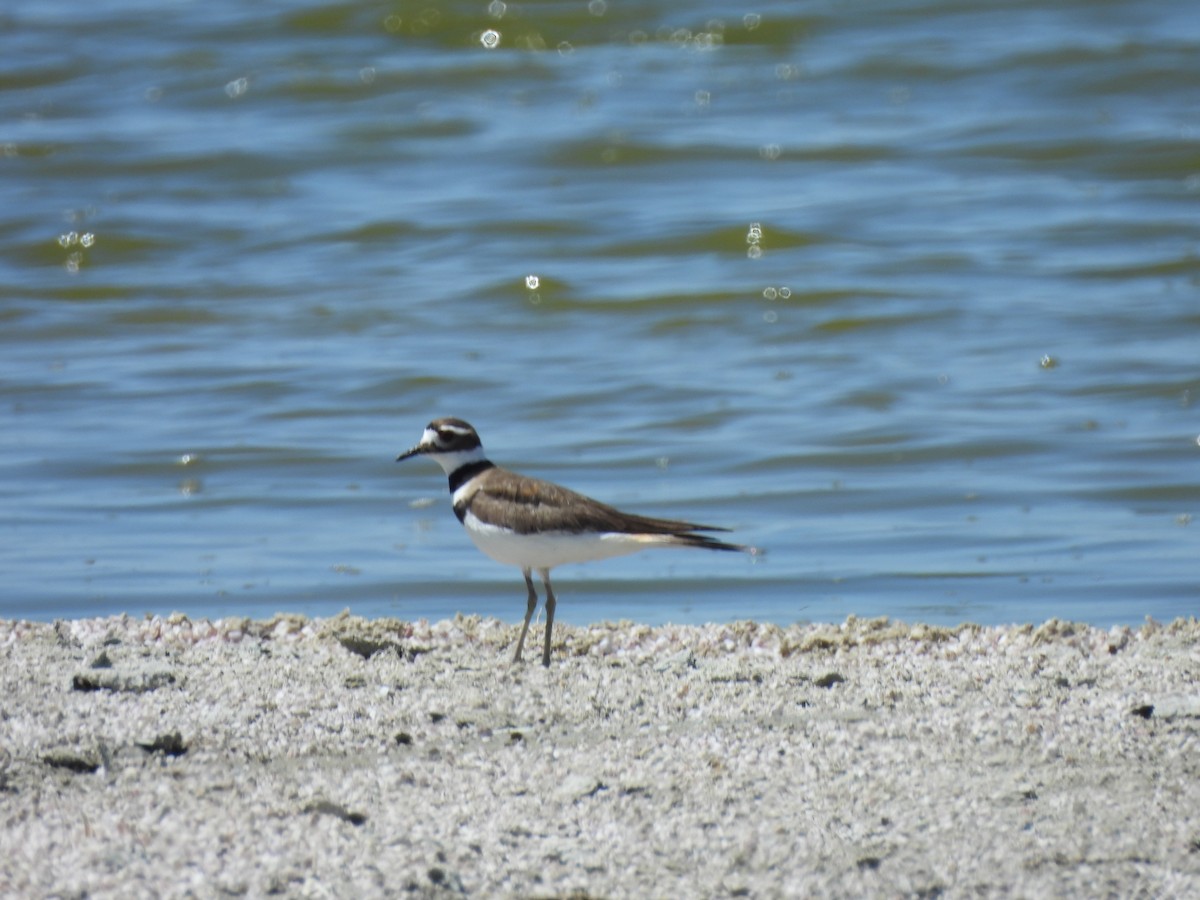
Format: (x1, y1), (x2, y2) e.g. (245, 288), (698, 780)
(2, 613), (1198, 898)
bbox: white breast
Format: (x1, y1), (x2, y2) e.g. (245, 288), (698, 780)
(461, 511), (666, 570)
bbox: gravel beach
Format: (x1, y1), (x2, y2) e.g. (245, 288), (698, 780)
(2, 612), (1198, 898)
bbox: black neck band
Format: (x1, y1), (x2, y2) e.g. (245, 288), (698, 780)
(448, 459), (495, 493)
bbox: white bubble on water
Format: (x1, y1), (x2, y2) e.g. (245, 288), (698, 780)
(480, 29), (501, 49)
(224, 77), (249, 99)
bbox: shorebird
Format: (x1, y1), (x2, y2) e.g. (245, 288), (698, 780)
(397, 417), (758, 666)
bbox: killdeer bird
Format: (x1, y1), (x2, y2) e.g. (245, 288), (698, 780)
(397, 417), (759, 667)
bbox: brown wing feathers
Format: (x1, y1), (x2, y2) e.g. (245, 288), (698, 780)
(458, 468), (743, 548)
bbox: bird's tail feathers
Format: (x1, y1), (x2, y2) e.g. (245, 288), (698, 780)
(664, 532), (765, 556)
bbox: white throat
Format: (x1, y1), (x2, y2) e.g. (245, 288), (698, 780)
(426, 445), (488, 476)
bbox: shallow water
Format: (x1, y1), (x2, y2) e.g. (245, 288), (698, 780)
(2, 0), (1197, 628)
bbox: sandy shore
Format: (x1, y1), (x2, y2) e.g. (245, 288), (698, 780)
(1, 612), (1198, 898)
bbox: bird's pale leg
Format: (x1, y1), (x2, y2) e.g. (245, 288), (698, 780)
(540, 568), (556, 668)
(514, 568), (538, 663)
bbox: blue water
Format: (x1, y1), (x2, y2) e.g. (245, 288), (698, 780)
(2, 0), (1197, 628)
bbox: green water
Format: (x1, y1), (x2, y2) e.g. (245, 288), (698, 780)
(1, 0), (1197, 626)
